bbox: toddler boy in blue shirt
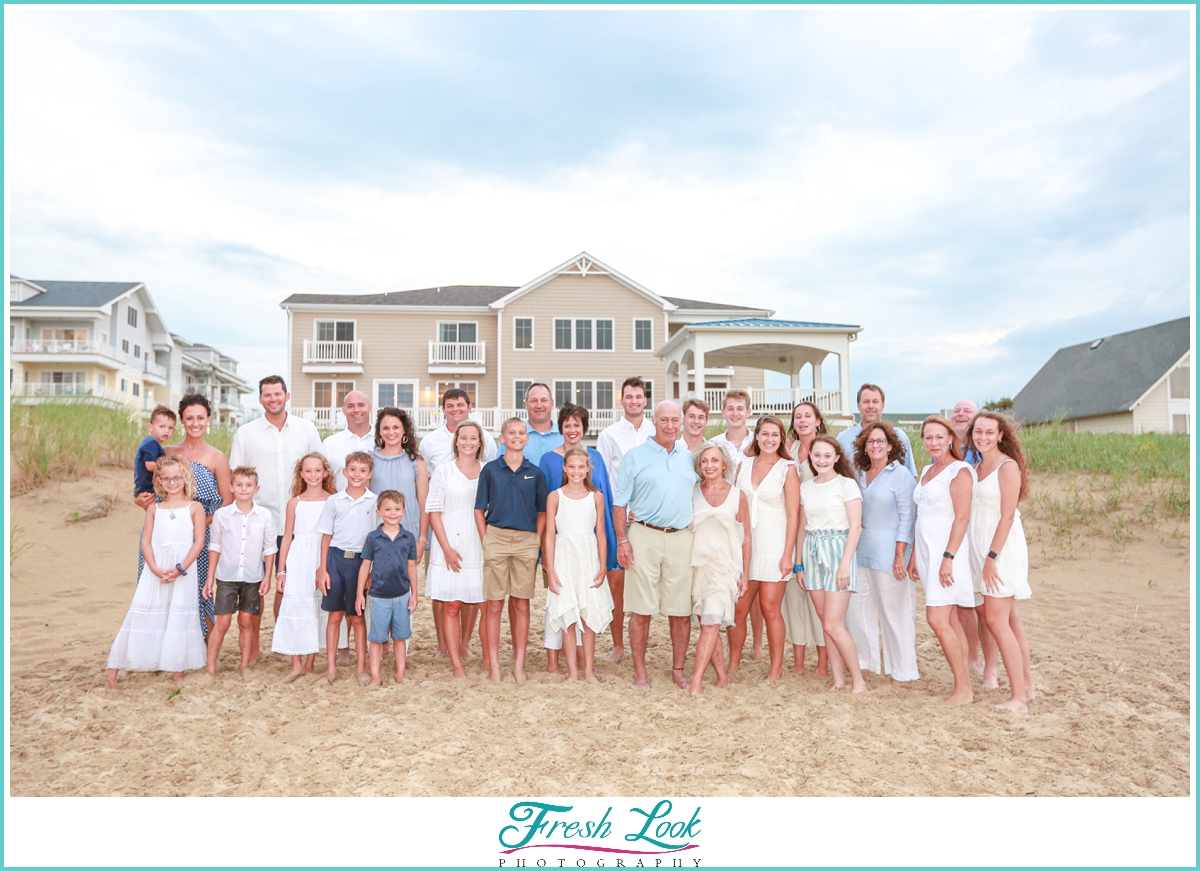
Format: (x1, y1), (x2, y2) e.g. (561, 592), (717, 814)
(356, 490), (418, 687)
(135, 405), (176, 497)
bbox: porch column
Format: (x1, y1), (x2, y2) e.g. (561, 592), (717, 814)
(838, 349), (852, 418)
(692, 345), (706, 399)
(812, 360), (823, 392)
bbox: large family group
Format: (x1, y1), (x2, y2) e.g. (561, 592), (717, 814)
(106, 375), (1035, 712)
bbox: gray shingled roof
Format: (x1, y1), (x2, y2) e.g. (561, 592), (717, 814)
(1013, 316), (1191, 424)
(661, 295), (766, 313)
(282, 285), (767, 311)
(13, 279), (142, 308)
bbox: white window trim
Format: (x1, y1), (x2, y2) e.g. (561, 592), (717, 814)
(512, 316), (535, 351)
(313, 319), (358, 342)
(641, 379), (655, 407)
(437, 320), (480, 343)
(1167, 364), (1190, 400)
(512, 378), (536, 408)
(553, 318), (615, 352)
(373, 378), (419, 409)
(633, 317), (654, 352)
(551, 379), (618, 410)
(553, 318), (573, 351)
(594, 379), (616, 411)
(594, 318), (615, 352)
(312, 379), (357, 408)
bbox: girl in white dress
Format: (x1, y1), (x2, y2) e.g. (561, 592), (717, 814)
(909, 416), (976, 705)
(732, 415), (801, 681)
(106, 456), (208, 687)
(273, 452), (336, 683)
(969, 412), (1035, 713)
(797, 436), (865, 693)
(784, 401), (828, 676)
(689, 443), (751, 696)
(426, 421), (485, 678)
(544, 447), (613, 683)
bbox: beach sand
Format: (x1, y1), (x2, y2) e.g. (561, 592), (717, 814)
(8, 467), (1191, 796)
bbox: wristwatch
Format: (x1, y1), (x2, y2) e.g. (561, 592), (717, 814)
(943, 551), (955, 560)
(986, 550), (999, 560)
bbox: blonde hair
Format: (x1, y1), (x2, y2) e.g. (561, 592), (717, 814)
(682, 397), (710, 416)
(561, 446), (595, 492)
(693, 440), (735, 482)
(154, 455), (196, 501)
(231, 466), (258, 484)
(921, 416), (964, 462)
(292, 452), (336, 497)
(452, 421), (485, 458)
(723, 389), (751, 409)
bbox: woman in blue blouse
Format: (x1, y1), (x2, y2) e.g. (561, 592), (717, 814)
(849, 421), (919, 682)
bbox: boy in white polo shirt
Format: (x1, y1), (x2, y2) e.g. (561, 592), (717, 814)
(316, 451), (378, 686)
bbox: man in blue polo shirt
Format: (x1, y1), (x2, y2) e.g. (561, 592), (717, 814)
(613, 400), (699, 690)
(475, 417), (548, 685)
(837, 383), (918, 477)
(498, 382), (564, 466)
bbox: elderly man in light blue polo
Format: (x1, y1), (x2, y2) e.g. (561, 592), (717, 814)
(613, 400), (699, 690)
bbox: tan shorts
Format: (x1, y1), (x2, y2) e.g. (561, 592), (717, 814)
(482, 526), (540, 601)
(625, 522), (695, 617)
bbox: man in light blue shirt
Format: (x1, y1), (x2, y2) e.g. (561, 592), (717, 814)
(613, 401), (699, 690)
(837, 383), (918, 477)
(498, 382), (563, 467)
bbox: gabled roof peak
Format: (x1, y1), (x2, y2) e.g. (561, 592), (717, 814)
(489, 252), (676, 311)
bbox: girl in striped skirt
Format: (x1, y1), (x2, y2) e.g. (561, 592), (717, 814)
(796, 435), (865, 693)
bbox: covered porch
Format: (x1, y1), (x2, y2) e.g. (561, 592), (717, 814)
(657, 317), (862, 421)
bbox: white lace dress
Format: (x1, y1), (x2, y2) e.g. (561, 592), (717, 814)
(107, 505), (207, 673)
(690, 484), (742, 627)
(737, 457), (792, 582)
(546, 491), (614, 635)
(272, 500), (324, 656)
(425, 462), (485, 603)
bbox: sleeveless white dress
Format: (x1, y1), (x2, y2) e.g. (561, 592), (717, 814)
(913, 462), (977, 608)
(425, 462), (485, 603)
(545, 491), (614, 635)
(690, 484), (742, 627)
(969, 459), (1031, 602)
(107, 505), (207, 673)
(273, 500), (324, 656)
(737, 457), (792, 582)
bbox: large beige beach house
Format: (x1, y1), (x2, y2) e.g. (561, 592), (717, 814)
(281, 253), (862, 434)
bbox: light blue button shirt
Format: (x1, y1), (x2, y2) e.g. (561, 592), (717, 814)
(613, 438), (699, 530)
(838, 424), (918, 477)
(855, 462), (917, 571)
(498, 421), (564, 468)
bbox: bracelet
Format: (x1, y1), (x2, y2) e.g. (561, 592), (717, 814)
(618, 539), (629, 546)
(175, 563), (187, 576)
(277, 569), (287, 575)
(943, 551), (955, 560)
(792, 563), (804, 573)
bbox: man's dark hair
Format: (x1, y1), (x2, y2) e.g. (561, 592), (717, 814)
(440, 388), (471, 408)
(259, 375), (288, 394)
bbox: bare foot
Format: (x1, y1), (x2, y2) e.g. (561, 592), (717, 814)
(336, 650), (351, 665)
(173, 672), (186, 683)
(275, 653), (290, 663)
(452, 668), (466, 678)
(983, 672), (1000, 689)
(633, 676), (651, 690)
(434, 649), (447, 660)
(105, 671), (118, 689)
(945, 689), (974, 705)
(394, 672), (405, 684)
(792, 665), (806, 676)
(851, 681), (867, 694)
(488, 669), (501, 684)
(815, 666), (829, 678)
(514, 668), (527, 686)
(995, 698), (1027, 713)
(968, 660), (983, 676)
(282, 669), (303, 685)
(672, 668), (689, 689)
(316, 672), (337, 687)
(585, 674), (598, 685)
(605, 648), (625, 663)
(716, 676), (730, 688)
(461, 648), (475, 661)
(562, 674), (577, 684)
(828, 683), (844, 692)
(1026, 685), (1037, 701)
(247, 652), (260, 666)
(765, 670), (782, 682)
(547, 665), (563, 675)
(118, 669), (130, 678)
(367, 677), (382, 688)
(751, 645), (764, 662)
(356, 672), (371, 687)
(690, 687), (703, 697)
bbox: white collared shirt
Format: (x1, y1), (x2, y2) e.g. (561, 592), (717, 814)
(418, 422), (498, 477)
(713, 429), (755, 477)
(596, 415), (656, 488)
(209, 503), (278, 582)
(322, 428), (377, 490)
(317, 489), (380, 551)
(229, 413), (324, 529)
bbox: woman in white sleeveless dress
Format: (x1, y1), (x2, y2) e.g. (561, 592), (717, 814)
(784, 401), (828, 675)
(544, 447), (613, 683)
(689, 442), (751, 695)
(969, 412), (1035, 713)
(732, 415), (800, 681)
(426, 422), (485, 678)
(909, 416), (976, 705)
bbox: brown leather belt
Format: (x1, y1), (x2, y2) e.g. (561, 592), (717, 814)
(635, 520), (684, 534)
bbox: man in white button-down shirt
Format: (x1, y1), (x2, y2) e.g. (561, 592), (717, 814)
(229, 376), (323, 657)
(418, 388), (498, 476)
(322, 390), (376, 490)
(594, 376), (655, 664)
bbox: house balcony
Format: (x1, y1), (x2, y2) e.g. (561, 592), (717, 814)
(302, 339), (363, 374)
(428, 341), (486, 374)
(11, 338), (122, 366)
(142, 358), (169, 384)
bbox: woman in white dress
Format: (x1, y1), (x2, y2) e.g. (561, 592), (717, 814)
(969, 411), (1035, 713)
(544, 447), (614, 683)
(784, 401), (828, 676)
(688, 442), (752, 695)
(273, 452), (336, 682)
(731, 415), (800, 681)
(425, 421), (485, 678)
(909, 416), (976, 705)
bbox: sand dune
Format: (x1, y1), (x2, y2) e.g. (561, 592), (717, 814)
(8, 468), (1190, 796)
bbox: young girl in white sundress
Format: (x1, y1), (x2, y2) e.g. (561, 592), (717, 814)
(909, 416), (977, 705)
(106, 456), (208, 687)
(968, 412), (1035, 713)
(273, 453), (337, 683)
(689, 442), (751, 696)
(543, 447), (613, 684)
(797, 436), (865, 693)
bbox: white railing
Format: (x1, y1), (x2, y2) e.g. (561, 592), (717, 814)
(293, 407), (345, 430)
(697, 387), (843, 417)
(12, 339), (120, 358)
(143, 359), (168, 379)
(12, 383), (93, 397)
(303, 339), (363, 365)
(428, 341), (486, 367)
(292, 406), (650, 437)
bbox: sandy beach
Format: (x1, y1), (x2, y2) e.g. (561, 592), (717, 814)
(7, 467), (1191, 797)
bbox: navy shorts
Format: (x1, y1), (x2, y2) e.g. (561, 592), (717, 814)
(321, 551), (363, 616)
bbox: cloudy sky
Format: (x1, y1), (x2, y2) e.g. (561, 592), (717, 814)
(6, 7), (1192, 411)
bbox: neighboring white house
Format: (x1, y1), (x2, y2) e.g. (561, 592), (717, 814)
(173, 333), (252, 426)
(1013, 316), (1192, 434)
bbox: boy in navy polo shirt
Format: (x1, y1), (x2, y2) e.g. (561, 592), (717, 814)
(356, 490), (418, 687)
(135, 405), (176, 497)
(475, 417), (548, 684)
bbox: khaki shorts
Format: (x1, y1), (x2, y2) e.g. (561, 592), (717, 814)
(625, 522), (694, 617)
(482, 527), (540, 601)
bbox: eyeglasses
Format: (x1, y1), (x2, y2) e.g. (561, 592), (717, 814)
(160, 476), (185, 484)
(865, 438), (888, 447)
